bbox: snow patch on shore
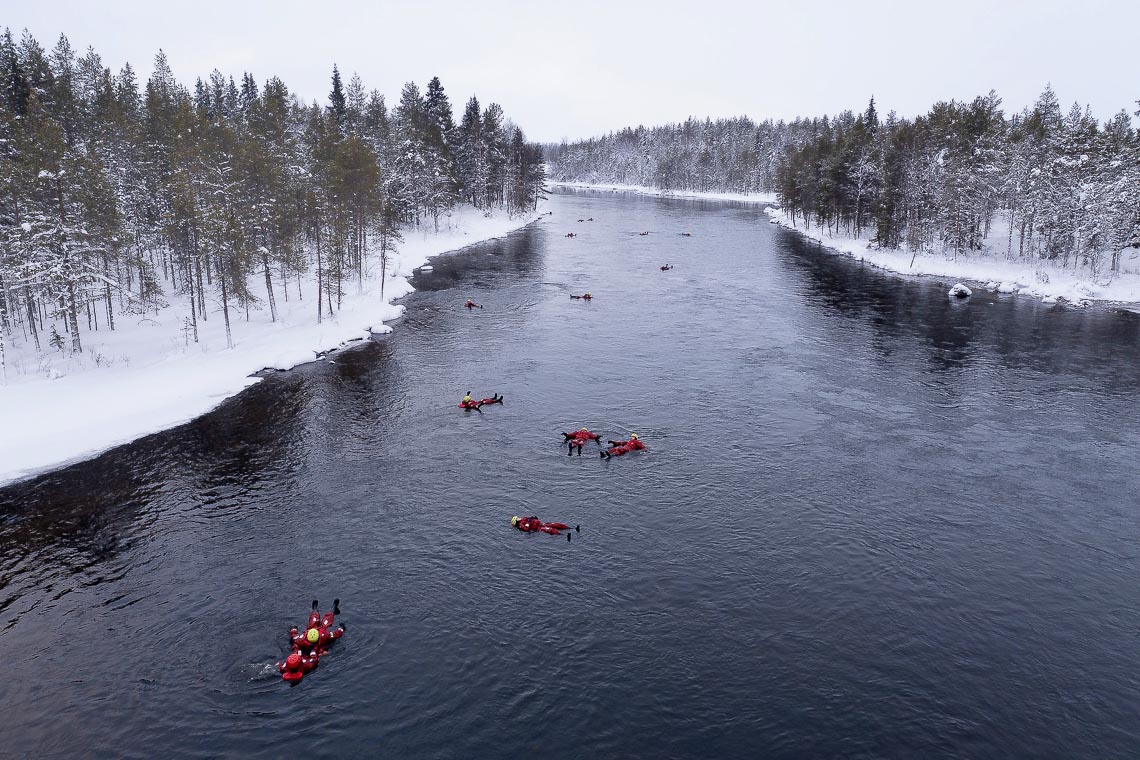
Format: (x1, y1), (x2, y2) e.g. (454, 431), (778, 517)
(551, 180), (777, 205)
(765, 207), (1140, 307)
(0, 205), (546, 486)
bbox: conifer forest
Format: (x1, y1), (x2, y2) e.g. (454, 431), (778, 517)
(548, 91), (1140, 273)
(0, 29), (546, 362)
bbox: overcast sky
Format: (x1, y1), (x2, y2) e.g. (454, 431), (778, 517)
(6, 0), (1138, 142)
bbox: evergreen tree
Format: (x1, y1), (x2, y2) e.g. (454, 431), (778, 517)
(327, 65), (347, 134)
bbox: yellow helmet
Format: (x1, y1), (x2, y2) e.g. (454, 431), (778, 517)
(581, 427), (588, 431)
(511, 516), (519, 526)
(630, 433), (639, 440)
(306, 628), (320, 644)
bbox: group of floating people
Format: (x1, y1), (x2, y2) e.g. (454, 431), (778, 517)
(561, 427), (647, 458)
(279, 211), (679, 683)
(276, 599), (345, 683)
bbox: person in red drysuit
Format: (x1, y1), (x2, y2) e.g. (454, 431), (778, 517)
(479, 394), (504, 406)
(601, 433), (647, 459)
(511, 516), (578, 535)
(464, 300), (482, 309)
(277, 652), (307, 683)
(570, 293), (592, 300)
(288, 599), (345, 656)
(563, 427), (600, 456)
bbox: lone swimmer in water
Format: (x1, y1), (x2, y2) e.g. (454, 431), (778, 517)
(601, 433), (647, 460)
(563, 427), (601, 456)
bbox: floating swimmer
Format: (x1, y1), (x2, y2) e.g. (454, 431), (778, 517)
(512, 515), (580, 537)
(601, 433), (647, 460)
(464, 299), (482, 309)
(570, 292), (593, 300)
(562, 427), (601, 456)
(660, 264), (673, 271)
(459, 391), (503, 411)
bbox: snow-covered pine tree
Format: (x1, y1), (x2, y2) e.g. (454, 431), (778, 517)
(328, 65), (347, 136)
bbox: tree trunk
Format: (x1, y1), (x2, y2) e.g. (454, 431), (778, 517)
(25, 289), (40, 351)
(193, 223), (207, 322)
(219, 258), (233, 349)
(67, 281), (82, 353)
(263, 247), (277, 322)
(315, 223), (323, 323)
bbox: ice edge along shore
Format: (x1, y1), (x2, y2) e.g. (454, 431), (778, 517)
(0, 207), (548, 487)
(554, 181), (1140, 308)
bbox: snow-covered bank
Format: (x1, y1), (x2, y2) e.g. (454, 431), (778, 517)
(0, 205), (546, 487)
(551, 181), (777, 205)
(764, 207), (1140, 307)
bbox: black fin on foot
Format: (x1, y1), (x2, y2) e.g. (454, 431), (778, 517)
(312, 599), (319, 611)
(333, 598), (340, 614)
(576, 525), (581, 532)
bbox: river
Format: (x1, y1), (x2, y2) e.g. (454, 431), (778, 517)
(3, 188), (1140, 759)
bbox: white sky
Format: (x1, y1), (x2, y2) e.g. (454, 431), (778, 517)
(6, 0), (1138, 142)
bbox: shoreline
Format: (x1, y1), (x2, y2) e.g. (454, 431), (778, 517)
(0, 206), (547, 487)
(549, 180), (777, 205)
(551, 180), (1140, 309)
(763, 207), (1140, 308)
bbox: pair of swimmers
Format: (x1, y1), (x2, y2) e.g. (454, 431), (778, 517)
(561, 428), (646, 459)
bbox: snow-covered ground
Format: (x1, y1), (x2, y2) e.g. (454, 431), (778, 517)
(765, 206), (1140, 307)
(0, 205), (547, 486)
(551, 180), (777, 205)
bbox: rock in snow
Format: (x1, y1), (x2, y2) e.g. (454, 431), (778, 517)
(948, 283), (972, 299)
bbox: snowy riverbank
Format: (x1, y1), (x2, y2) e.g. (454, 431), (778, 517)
(550, 181), (777, 205)
(764, 207), (1140, 307)
(0, 205), (547, 486)
(553, 179), (1140, 306)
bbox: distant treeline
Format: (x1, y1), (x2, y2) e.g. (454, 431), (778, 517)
(0, 28), (546, 358)
(547, 89), (1140, 272)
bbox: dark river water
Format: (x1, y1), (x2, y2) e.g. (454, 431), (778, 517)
(3, 188), (1140, 759)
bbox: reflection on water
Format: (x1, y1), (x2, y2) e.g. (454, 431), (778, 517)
(3, 190), (1140, 759)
